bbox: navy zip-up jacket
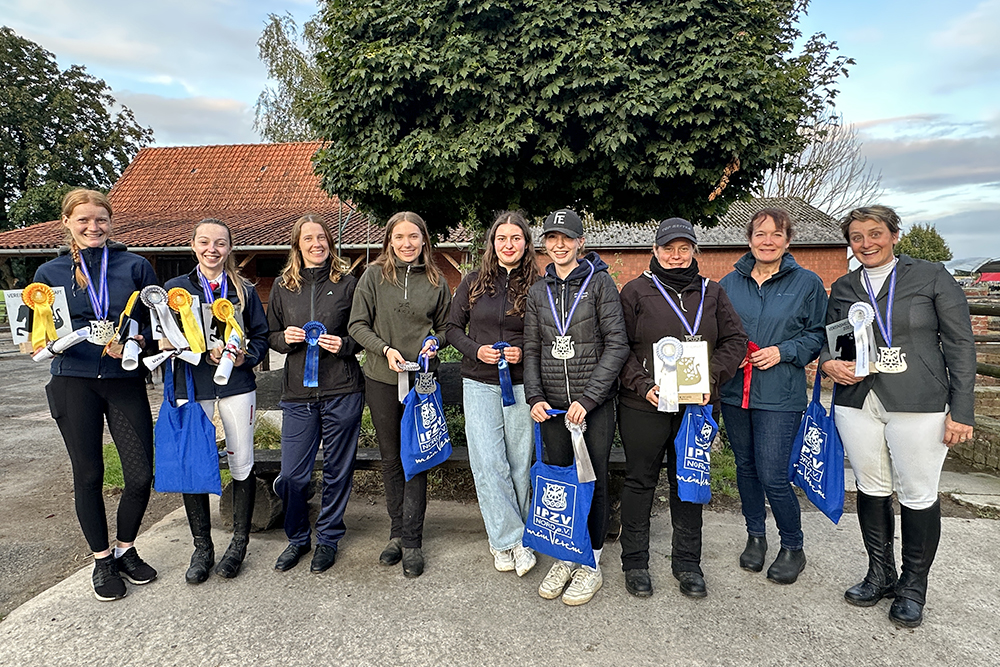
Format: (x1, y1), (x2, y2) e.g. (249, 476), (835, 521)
(164, 268), (269, 401)
(718, 252), (828, 412)
(33, 243), (157, 380)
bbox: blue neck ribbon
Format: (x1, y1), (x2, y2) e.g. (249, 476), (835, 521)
(303, 321), (326, 387)
(492, 341), (516, 407)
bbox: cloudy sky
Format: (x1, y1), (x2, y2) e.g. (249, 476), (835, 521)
(2, 0), (997, 259)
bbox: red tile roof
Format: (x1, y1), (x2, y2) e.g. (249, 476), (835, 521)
(0, 142), (389, 250)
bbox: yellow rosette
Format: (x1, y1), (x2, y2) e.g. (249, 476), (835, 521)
(167, 288), (206, 354)
(22, 283), (57, 352)
(211, 298), (244, 346)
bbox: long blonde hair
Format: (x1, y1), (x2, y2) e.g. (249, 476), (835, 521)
(62, 189), (113, 289)
(191, 218), (250, 311)
(370, 211), (442, 287)
(278, 213), (347, 292)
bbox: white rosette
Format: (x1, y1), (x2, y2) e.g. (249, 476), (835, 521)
(32, 327), (90, 362)
(396, 361), (421, 402)
(565, 415), (596, 483)
(141, 286), (189, 350)
(655, 336), (684, 413)
(213, 330), (242, 385)
(121, 320), (141, 371)
(848, 302), (875, 377)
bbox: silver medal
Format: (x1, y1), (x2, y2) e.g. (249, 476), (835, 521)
(551, 335), (575, 360)
(87, 319), (116, 346)
(874, 347), (907, 374)
(414, 372), (437, 395)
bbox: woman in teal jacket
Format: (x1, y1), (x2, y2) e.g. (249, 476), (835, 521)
(719, 208), (827, 585)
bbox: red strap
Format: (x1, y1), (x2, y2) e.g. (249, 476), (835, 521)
(741, 341), (761, 409)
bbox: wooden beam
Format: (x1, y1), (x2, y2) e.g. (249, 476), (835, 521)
(238, 253), (257, 269)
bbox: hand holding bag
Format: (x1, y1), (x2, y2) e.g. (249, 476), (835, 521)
(154, 360), (222, 495)
(400, 354), (453, 481)
(523, 411), (597, 567)
(788, 373), (845, 524)
(674, 404), (717, 504)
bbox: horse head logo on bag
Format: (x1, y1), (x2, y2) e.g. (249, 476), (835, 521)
(541, 482), (568, 512)
(420, 400), (437, 430)
(804, 423), (825, 456)
(677, 356), (702, 386)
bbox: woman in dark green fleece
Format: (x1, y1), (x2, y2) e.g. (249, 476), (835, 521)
(348, 211), (452, 578)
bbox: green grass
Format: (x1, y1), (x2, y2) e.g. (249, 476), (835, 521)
(710, 417), (739, 499)
(103, 444), (124, 490)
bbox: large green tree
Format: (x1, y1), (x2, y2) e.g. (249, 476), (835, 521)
(304, 0), (849, 232)
(0, 26), (153, 230)
(896, 223), (952, 263)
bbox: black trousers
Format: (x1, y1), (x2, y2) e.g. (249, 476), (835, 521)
(365, 377), (428, 549)
(540, 399), (615, 553)
(618, 404), (703, 574)
(46, 375), (154, 553)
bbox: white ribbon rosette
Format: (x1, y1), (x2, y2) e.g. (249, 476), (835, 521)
(566, 416), (596, 483)
(141, 285), (189, 351)
(655, 336), (684, 413)
(848, 302), (875, 378)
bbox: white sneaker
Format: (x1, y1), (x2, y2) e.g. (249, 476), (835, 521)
(512, 544), (536, 577)
(490, 546), (515, 572)
(562, 566), (603, 606)
(538, 561), (574, 599)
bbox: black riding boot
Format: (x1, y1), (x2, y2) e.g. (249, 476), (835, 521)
(889, 500), (940, 628)
(845, 492), (897, 606)
(216, 471), (256, 579)
(183, 493), (214, 585)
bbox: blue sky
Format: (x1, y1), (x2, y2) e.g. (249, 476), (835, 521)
(2, 0), (997, 258)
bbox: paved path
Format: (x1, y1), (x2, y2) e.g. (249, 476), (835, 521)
(1, 497), (999, 666)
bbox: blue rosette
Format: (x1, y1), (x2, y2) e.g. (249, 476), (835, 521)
(492, 341), (516, 407)
(303, 321), (327, 388)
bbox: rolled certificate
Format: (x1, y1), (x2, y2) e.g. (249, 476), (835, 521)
(121, 320), (140, 371)
(33, 327), (90, 362)
(213, 331), (242, 385)
(143, 347), (202, 371)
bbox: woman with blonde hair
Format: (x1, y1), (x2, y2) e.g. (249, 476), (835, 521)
(349, 211), (452, 578)
(267, 214), (365, 573)
(164, 218), (269, 583)
(33, 188), (159, 600)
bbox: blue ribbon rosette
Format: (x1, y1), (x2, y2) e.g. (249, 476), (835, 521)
(492, 341), (516, 407)
(303, 321), (326, 388)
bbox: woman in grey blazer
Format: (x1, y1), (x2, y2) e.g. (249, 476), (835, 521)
(820, 205), (976, 630)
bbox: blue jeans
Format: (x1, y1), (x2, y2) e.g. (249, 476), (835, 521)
(721, 404), (804, 550)
(462, 379), (534, 551)
(277, 393), (364, 548)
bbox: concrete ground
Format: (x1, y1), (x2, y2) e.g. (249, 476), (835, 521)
(1, 496), (999, 667)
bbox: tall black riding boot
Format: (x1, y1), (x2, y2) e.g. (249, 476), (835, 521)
(183, 493), (214, 585)
(845, 492), (897, 606)
(216, 471), (256, 579)
(889, 500), (940, 628)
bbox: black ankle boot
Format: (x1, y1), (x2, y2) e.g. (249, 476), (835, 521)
(739, 535), (767, 573)
(845, 492), (897, 607)
(766, 548), (806, 584)
(183, 493), (214, 585)
(890, 501), (940, 629)
(216, 472), (256, 579)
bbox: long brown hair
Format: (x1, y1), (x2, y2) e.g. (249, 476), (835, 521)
(371, 211), (442, 287)
(61, 189), (112, 289)
(278, 213), (347, 292)
(468, 211), (538, 317)
(191, 218), (250, 311)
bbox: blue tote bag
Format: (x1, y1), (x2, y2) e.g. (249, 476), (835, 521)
(674, 404), (717, 504)
(154, 360), (222, 495)
(400, 361), (452, 481)
(788, 373), (845, 524)
(523, 414), (596, 568)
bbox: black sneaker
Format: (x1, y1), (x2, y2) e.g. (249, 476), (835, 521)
(93, 555), (127, 601)
(116, 547), (158, 585)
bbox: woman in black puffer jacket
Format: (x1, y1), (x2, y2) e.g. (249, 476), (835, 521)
(524, 209), (628, 607)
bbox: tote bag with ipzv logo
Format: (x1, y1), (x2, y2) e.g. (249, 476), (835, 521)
(523, 416), (596, 568)
(674, 404), (717, 504)
(788, 373), (845, 524)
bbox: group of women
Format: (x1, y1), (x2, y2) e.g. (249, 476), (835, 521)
(35, 190), (975, 629)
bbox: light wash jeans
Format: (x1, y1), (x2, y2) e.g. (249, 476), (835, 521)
(462, 379), (534, 552)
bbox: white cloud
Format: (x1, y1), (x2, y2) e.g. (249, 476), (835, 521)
(930, 0), (1000, 91)
(115, 93), (258, 146)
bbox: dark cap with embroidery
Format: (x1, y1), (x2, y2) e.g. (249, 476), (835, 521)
(655, 217), (697, 246)
(542, 209), (584, 239)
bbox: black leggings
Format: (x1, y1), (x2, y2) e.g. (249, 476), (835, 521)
(46, 376), (154, 553)
(365, 377), (428, 549)
(540, 399), (616, 552)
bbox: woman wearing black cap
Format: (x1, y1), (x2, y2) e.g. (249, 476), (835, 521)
(524, 208), (629, 606)
(617, 218), (746, 598)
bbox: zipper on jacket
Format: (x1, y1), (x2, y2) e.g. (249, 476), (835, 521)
(561, 277), (572, 404)
(499, 272), (509, 343)
(404, 265), (411, 300)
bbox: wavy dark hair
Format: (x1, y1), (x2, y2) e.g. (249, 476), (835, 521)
(467, 211), (539, 317)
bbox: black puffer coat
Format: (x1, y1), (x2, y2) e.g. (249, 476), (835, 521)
(524, 252), (628, 412)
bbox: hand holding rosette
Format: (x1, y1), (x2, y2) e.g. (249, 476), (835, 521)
(167, 288), (206, 354)
(141, 285), (189, 350)
(21, 283), (57, 352)
(848, 301), (875, 378)
(302, 321), (326, 388)
(32, 327), (90, 362)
